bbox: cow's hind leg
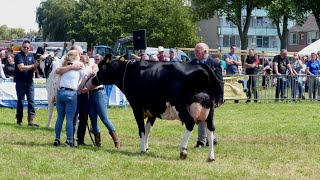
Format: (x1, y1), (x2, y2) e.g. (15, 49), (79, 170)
(206, 109), (215, 162)
(176, 103), (196, 160)
(145, 116), (156, 151)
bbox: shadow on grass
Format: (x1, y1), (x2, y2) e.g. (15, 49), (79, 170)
(104, 147), (179, 161)
(0, 122), (55, 132)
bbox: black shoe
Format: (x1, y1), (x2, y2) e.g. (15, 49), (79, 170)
(194, 141), (205, 149)
(246, 100), (251, 103)
(28, 123), (39, 127)
(65, 140), (75, 147)
(53, 139), (60, 146)
(77, 141), (87, 146)
(254, 100), (258, 103)
(17, 121), (22, 125)
(205, 138), (218, 146)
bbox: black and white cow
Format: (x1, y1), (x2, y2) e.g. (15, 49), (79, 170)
(88, 55), (224, 161)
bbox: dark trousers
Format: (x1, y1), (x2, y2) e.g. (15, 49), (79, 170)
(246, 76), (258, 101)
(15, 82), (35, 122)
(75, 93), (89, 143)
(275, 75), (287, 99)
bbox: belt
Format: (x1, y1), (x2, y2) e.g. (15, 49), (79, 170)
(89, 87), (104, 93)
(60, 87), (76, 91)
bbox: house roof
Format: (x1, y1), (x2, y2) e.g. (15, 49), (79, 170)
(289, 14), (319, 32)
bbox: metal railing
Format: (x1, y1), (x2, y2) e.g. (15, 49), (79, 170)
(224, 74), (320, 101)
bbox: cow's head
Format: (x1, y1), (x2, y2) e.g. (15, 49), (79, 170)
(92, 54), (125, 86)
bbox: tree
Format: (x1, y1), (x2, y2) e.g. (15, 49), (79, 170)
(192, 0), (266, 50)
(72, 0), (200, 48)
(266, 0), (306, 50)
(0, 25), (26, 40)
(36, 0), (76, 41)
(294, 1), (320, 34)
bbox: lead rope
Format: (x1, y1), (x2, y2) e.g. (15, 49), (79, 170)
(122, 60), (131, 110)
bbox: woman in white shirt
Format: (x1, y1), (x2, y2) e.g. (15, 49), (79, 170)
(53, 50), (85, 147)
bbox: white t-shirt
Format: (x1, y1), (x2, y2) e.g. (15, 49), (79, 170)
(59, 60), (85, 90)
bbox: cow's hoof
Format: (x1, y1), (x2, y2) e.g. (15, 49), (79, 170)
(207, 158), (215, 162)
(180, 152), (187, 160)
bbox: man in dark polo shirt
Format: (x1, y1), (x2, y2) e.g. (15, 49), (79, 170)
(273, 49), (294, 100)
(14, 40), (40, 126)
(245, 49), (259, 103)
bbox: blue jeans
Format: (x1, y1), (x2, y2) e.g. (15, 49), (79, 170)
(291, 76), (303, 99)
(55, 89), (77, 141)
(88, 89), (115, 134)
(15, 82), (35, 121)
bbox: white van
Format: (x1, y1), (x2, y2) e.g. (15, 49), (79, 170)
(145, 47), (191, 61)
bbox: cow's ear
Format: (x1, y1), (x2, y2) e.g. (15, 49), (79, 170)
(105, 54), (112, 63)
(119, 56), (125, 61)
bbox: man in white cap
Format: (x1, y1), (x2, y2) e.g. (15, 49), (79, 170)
(157, 46), (168, 61)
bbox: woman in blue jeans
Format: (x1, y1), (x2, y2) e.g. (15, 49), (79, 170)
(86, 55), (120, 148)
(54, 50), (85, 147)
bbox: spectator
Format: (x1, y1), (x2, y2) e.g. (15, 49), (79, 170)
(306, 52), (320, 100)
(83, 56), (121, 148)
(157, 46), (168, 62)
(290, 53), (306, 100)
(262, 59), (272, 89)
(191, 42), (224, 148)
(224, 44), (241, 75)
(54, 50), (85, 147)
(2, 49), (13, 65)
(14, 40), (40, 126)
(245, 49), (259, 103)
(273, 49), (294, 100)
(150, 54), (159, 61)
(4, 54), (15, 78)
(168, 48), (180, 62)
(131, 50), (149, 61)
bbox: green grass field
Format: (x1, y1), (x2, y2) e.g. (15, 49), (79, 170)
(0, 102), (320, 179)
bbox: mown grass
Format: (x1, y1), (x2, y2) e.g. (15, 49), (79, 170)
(0, 102), (320, 179)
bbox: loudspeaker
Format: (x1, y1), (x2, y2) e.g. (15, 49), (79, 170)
(133, 29), (147, 50)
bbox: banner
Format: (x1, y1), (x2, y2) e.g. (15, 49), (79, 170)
(0, 78), (129, 108)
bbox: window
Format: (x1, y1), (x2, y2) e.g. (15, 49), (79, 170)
(222, 35), (240, 47)
(307, 32), (319, 44)
(257, 17), (263, 27)
(289, 33), (298, 45)
(257, 36), (269, 48)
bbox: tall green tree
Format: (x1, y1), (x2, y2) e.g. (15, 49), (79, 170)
(36, 0), (76, 41)
(266, 0), (306, 50)
(192, 0), (267, 50)
(73, 0), (200, 48)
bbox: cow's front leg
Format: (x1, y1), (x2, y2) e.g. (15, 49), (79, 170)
(145, 117), (156, 151)
(180, 130), (192, 159)
(132, 106), (147, 152)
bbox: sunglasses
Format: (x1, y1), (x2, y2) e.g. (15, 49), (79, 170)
(23, 46), (30, 49)
(95, 59), (100, 61)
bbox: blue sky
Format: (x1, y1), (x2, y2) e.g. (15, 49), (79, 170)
(0, 0), (41, 32)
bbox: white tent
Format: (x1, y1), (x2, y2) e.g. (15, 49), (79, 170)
(298, 39), (320, 55)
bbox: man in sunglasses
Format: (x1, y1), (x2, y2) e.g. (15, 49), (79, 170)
(14, 40), (40, 127)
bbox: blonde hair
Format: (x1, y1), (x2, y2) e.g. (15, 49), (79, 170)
(63, 50), (78, 67)
(80, 55), (89, 65)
